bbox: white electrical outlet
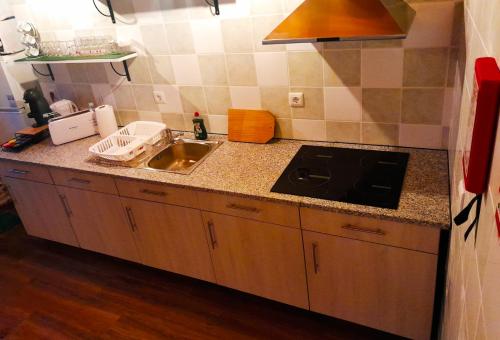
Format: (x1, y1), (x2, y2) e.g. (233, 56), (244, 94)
(153, 90), (167, 104)
(289, 92), (304, 107)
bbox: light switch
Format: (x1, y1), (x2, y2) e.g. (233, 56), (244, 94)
(289, 92), (304, 107)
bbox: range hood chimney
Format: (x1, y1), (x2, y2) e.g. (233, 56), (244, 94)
(263, 0), (415, 45)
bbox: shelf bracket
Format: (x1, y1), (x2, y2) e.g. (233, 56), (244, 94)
(32, 64), (54, 81)
(93, 0), (116, 24)
(109, 60), (131, 81)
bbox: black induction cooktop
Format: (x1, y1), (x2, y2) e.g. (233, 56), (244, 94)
(271, 146), (409, 209)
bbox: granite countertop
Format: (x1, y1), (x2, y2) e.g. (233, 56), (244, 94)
(0, 134), (451, 229)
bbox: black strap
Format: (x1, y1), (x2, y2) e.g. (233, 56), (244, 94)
(453, 194), (482, 242)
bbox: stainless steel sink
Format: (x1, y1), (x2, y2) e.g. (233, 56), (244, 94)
(144, 138), (222, 174)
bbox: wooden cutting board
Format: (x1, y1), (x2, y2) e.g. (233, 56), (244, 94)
(228, 109), (275, 143)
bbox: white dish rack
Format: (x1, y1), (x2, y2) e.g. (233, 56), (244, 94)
(89, 121), (166, 161)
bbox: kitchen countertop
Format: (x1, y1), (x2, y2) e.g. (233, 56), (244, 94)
(0, 135), (450, 229)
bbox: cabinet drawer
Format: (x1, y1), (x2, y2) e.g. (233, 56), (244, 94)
(0, 160), (52, 184)
(300, 207), (440, 254)
(50, 168), (118, 195)
(115, 178), (198, 209)
(198, 191), (300, 228)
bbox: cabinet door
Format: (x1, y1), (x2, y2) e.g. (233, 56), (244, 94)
(303, 231), (437, 340)
(3, 177), (78, 246)
(121, 197), (215, 282)
(202, 212), (308, 309)
(57, 186), (140, 262)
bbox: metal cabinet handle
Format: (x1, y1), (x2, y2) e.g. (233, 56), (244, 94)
(69, 178), (91, 185)
(207, 220), (217, 249)
(226, 203), (260, 213)
(125, 207), (138, 232)
(312, 242), (319, 274)
(8, 168), (29, 175)
(140, 189), (167, 197)
(59, 194), (72, 217)
(4, 184), (18, 204)
(341, 224), (386, 236)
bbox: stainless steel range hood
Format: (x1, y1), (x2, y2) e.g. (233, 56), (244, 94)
(263, 0), (415, 45)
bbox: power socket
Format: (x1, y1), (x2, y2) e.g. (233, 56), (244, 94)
(289, 92), (304, 107)
(153, 90), (167, 104)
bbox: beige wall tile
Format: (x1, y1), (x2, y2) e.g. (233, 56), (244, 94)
(67, 64), (88, 83)
(403, 48), (448, 87)
(86, 64), (108, 84)
(118, 110), (139, 125)
(198, 55), (227, 86)
(291, 87), (324, 120)
(229, 86), (261, 109)
(402, 88), (444, 124)
(226, 54), (257, 86)
(292, 119), (326, 141)
(275, 118), (292, 138)
(138, 111), (162, 122)
(179, 86), (207, 114)
(191, 19), (224, 54)
(260, 87), (291, 118)
(326, 121), (361, 143)
(251, 0), (284, 15)
(160, 0), (189, 22)
(324, 41), (361, 49)
(128, 56), (152, 84)
(153, 84), (183, 113)
(324, 87), (362, 122)
(165, 22), (195, 54)
(254, 52), (289, 86)
(207, 114), (228, 134)
(204, 86), (231, 115)
(362, 88), (402, 123)
(133, 85), (159, 112)
(362, 123), (399, 145)
(361, 48), (404, 88)
(323, 50), (361, 86)
(148, 56), (175, 84)
(161, 112), (185, 130)
(72, 84), (94, 109)
(288, 52), (323, 87)
(399, 124), (443, 148)
(252, 15), (286, 52)
(170, 55), (202, 85)
(221, 18), (254, 53)
(140, 24), (170, 55)
(362, 40), (402, 48)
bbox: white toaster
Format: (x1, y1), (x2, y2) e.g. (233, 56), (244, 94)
(48, 109), (98, 145)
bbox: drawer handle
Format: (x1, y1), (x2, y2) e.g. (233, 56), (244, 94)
(312, 242), (319, 274)
(59, 194), (72, 217)
(8, 169), (30, 175)
(226, 203), (260, 213)
(341, 224), (386, 236)
(125, 207), (138, 232)
(207, 220), (217, 249)
(69, 178), (91, 185)
(140, 189), (167, 197)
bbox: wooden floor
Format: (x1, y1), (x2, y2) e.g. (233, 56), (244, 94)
(0, 218), (401, 339)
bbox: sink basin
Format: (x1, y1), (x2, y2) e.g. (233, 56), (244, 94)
(145, 139), (221, 174)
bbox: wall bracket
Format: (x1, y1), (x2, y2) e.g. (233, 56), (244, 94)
(110, 61), (131, 81)
(31, 64), (54, 81)
(93, 0), (116, 24)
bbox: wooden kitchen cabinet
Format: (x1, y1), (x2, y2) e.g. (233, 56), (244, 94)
(121, 197), (215, 282)
(2, 177), (79, 247)
(303, 230), (437, 340)
(57, 186), (140, 262)
(202, 211), (309, 309)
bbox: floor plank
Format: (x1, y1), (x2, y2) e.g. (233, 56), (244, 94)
(0, 226), (401, 339)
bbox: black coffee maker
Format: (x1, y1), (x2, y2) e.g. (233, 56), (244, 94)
(23, 88), (51, 127)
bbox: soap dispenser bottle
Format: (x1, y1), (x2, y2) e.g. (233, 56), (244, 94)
(192, 111), (207, 140)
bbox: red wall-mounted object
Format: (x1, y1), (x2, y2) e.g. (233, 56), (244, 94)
(462, 57), (500, 194)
